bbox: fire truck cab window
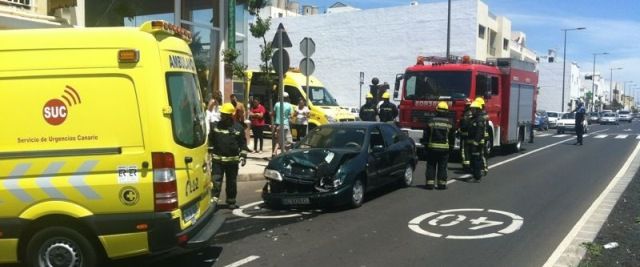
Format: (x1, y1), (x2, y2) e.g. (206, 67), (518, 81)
(404, 71), (471, 100)
(476, 74), (490, 99)
(491, 76), (499, 95)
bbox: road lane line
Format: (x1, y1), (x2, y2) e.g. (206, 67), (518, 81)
(552, 134), (568, 138)
(224, 255), (260, 267)
(543, 138), (640, 267)
(636, 135), (640, 140)
(594, 134), (607, 138)
(537, 133), (552, 137)
(447, 129), (609, 185)
(615, 134), (628, 139)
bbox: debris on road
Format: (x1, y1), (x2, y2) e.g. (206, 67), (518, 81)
(604, 242), (619, 249)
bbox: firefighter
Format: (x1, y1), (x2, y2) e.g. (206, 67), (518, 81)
(378, 92), (398, 123)
(475, 96), (489, 174)
(210, 103), (249, 209)
(459, 98), (473, 171)
(359, 92), (377, 121)
(422, 101), (455, 190)
(468, 100), (486, 181)
(574, 101), (586, 145)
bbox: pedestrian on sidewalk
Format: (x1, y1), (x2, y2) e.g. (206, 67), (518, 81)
(205, 98), (221, 135)
(574, 102), (586, 145)
(293, 99), (310, 141)
(231, 94), (252, 152)
(272, 92), (293, 157)
(249, 98), (266, 153)
(210, 103), (249, 209)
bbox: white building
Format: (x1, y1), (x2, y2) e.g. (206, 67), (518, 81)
(536, 49), (582, 112)
(326, 2), (360, 14)
(260, 0), (301, 18)
(581, 72), (608, 111)
(247, 0), (535, 107)
(0, 0), (77, 29)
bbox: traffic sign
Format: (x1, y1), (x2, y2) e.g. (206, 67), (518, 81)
(299, 58), (315, 76)
(300, 37), (316, 57)
(272, 49), (290, 76)
(271, 23), (292, 48)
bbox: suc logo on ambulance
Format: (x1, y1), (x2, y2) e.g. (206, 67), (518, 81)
(43, 85), (81, 126)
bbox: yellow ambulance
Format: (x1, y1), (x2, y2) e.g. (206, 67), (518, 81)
(244, 70), (356, 131)
(0, 21), (224, 266)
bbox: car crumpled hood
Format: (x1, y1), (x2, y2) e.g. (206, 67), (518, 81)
(268, 148), (359, 182)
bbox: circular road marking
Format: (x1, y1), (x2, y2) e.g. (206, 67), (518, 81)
(408, 208), (523, 239)
(232, 201), (318, 219)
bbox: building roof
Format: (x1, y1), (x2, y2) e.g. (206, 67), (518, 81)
(329, 2), (349, 8)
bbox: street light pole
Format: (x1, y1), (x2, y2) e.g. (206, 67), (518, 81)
(610, 67), (622, 109)
(446, 0), (451, 59)
(561, 27), (585, 112)
(591, 52), (608, 112)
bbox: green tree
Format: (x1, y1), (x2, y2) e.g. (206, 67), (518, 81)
(246, 0), (276, 107)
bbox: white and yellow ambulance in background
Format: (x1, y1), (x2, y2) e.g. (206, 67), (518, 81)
(0, 21), (224, 266)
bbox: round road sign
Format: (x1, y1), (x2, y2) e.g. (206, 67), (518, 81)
(272, 49), (290, 76)
(300, 37), (316, 57)
(408, 208), (523, 239)
(299, 58), (315, 76)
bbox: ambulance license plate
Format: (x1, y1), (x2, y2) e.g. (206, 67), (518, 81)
(182, 203), (199, 224)
(282, 198), (310, 205)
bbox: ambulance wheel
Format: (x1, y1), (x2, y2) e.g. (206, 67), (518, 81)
(25, 226), (98, 267)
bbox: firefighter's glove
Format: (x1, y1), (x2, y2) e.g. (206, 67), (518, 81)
(240, 152), (248, 167)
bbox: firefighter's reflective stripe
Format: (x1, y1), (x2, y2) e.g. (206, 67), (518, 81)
(426, 180), (435, 185)
(211, 154), (240, 162)
(427, 143), (450, 149)
(429, 122), (451, 128)
(466, 140), (480, 145)
(213, 128), (241, 135)
(4, 160), (100, 202)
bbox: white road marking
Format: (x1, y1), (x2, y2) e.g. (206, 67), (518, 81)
(615, 134), (628, 139)
(446, 129), (609, 185)
(408, 209), (524, 240)
(537, 133), (552, 137)
(543, 139), (640, 267)
(553, 134), (568, 137)
(636, 135), (640, 140)
(593, 134), (607, 138)
(224, 255), (260, 267)
(232, 201), (314, 219)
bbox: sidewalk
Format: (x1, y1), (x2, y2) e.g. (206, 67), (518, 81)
(237, 139), (275, 182)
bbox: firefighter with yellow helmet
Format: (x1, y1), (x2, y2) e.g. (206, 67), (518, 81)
(210, 102), (249, 209)
(468, 100), (487, 181)
(459, 98), (473, 171)
(475, 96), (490, 174)
(359, 92), (378, 121)
(421, 101), (455, 189)
(378, 91), (398, 122)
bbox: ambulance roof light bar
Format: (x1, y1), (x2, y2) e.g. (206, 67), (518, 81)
(140, 20), (193, 44)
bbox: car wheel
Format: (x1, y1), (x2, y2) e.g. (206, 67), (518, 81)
(350, 178), (365, 208)
(25, 226), (99, 267)
(401, 164), (414, 187)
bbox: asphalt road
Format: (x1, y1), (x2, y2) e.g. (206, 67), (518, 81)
(117, 121), (640, 267)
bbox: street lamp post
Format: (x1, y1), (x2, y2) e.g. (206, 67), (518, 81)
(610, 67), (622, 109)
(446, 0), (451, 59)
(591, 52), (608, 111)
(561, 27), (586, 112)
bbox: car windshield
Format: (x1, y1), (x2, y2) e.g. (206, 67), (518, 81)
(561, 113), (575, 119)
(404, 71), (472, 100)
(299, 127), (367, 150)
(548, 112), (558, 117)
(619, 111), (630, 114)
(589, 112), (599, 116)
(303, 86), (339, 106)
(604, 113), (615, 117)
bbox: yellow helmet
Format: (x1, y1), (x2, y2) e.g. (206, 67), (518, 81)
(436, 101), (448, 111)
(220, 103), (236, 115)
(382, 92), (390, 99)
(366, 92), (374, 98)
(474, 97), (485, 106)
(470, 101), (482, 109)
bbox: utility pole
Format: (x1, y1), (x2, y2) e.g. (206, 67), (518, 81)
(446, 0), (451, 59)
(560, 27), (585, 111)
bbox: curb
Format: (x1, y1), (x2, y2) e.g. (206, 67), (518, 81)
(544, 141), (640, 267)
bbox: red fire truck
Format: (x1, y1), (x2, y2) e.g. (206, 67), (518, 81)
(393, 55), (538, 158)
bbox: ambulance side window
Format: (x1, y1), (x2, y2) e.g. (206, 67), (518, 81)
(166, 72), (206, 148)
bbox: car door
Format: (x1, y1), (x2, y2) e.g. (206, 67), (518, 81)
(367, 126), (390, 187)
(379, 124), (406, 183)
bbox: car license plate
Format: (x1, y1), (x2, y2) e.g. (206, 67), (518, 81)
(282, 198), (310, 205)
(182, 203), (199, 224)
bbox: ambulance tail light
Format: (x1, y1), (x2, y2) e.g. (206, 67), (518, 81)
(118, 49), (139, 63)
(152, 152), (178, 212)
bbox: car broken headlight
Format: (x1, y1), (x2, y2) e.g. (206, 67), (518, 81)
(264, 169), (283, 181)
(315, 168), (347, 192)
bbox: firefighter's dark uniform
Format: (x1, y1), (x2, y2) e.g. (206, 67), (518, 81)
(378, 92), (398, 123)
(468, 102), (486, 181)
(422, 102), (455, 189)
(459, 103), (473, 170)
(475, 97), (489, 174)
(574, 104), (586, 145)
(360, 93), (377, 121)
(210, 103), (248, 207)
